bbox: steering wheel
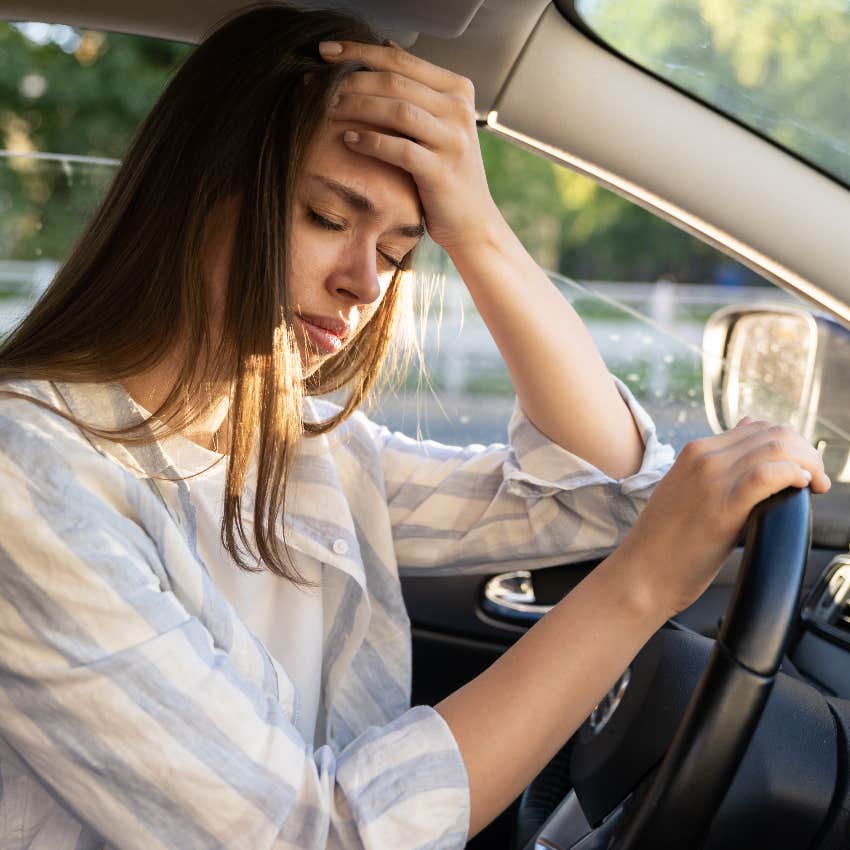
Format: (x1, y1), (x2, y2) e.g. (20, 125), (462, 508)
(527, 486), (843, 849)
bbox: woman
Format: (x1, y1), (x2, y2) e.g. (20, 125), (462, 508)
(0, 4), (828, 849)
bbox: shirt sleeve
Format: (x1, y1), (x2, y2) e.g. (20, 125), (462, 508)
(0, 403), (469, 850)
(370, 376), (676, 575)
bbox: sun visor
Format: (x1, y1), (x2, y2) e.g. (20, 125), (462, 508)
(0, 0), (485, 45)
(297, 0), (485, 42)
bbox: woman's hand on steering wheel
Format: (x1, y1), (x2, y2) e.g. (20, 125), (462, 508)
(619, 417), (830, 622)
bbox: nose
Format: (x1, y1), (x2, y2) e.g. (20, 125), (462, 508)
(326, 240), (382, 306)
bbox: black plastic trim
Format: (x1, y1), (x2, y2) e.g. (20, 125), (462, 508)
(613, 643), (774, 849)
(801, 557), (850, 651)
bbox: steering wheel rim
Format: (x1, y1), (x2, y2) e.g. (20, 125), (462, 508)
(608, 485), (813, 849)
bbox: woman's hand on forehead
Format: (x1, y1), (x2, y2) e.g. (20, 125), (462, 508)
(319, 39), (502, 254)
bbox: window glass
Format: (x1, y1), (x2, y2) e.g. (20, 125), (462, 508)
(372, 131), (801, 460)
(4, 20), (850, 505)
(0, 155), (115, 330)
(372, 229), (799, 456)
(572, 0), (850, 187)
(0, 21), (187, 337)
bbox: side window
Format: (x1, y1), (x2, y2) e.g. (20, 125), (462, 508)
(371, 131), (799, 455)
(0, 23), (188, 331)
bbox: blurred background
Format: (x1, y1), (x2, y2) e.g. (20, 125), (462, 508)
(0, 10), (809, 452)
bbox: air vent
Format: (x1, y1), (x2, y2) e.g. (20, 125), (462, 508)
(803, 559), (850, 647)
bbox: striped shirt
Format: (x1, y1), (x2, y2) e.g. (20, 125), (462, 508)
(0, 377), (674, 849)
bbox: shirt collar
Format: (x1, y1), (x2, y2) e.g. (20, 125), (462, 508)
(52, 379), (367, 585)
(52, 379), (175, 478)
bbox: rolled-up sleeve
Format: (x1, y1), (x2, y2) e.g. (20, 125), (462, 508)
(373, 377), (675, 575)
(0, 409), (469, 850)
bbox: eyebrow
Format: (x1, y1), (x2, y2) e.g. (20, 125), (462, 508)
(311, 176), (425, 239)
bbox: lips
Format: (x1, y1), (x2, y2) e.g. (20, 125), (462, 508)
(295, 313), (352, 356)
(297, 313), (351, 340)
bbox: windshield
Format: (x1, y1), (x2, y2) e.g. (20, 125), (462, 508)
(4, 20), (849, 547)
(572, 0), (850, 187)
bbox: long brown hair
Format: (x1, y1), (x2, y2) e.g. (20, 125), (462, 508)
(0, 3), (420, 582)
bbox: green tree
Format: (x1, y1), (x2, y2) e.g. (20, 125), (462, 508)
(578, 0), (850, 183)
(0, 23), (188, 262)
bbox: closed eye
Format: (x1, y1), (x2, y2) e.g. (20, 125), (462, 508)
(308, 208), (345, 231)
(310, 208), (407, 271)
(378, 249), (406, 271)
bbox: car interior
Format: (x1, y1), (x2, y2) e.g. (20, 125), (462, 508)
(3, 1), (850, 848)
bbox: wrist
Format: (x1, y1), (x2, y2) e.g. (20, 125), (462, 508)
(596, 541), (672, 630)
(440, 202), (510, 259)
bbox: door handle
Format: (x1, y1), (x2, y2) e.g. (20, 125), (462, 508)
(482, 570), (552, 623)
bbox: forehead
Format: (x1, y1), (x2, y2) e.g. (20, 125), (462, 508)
(302, 121), (422, 223)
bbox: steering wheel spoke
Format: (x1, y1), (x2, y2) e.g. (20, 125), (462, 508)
(525, 788), (624, 850)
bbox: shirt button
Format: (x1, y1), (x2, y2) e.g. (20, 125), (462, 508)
(332, 539), (349, 556)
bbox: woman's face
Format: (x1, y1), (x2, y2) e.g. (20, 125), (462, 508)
(288, 121), (424, 372)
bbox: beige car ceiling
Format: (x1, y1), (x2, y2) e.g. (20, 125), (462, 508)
(2, 0), (850, 320)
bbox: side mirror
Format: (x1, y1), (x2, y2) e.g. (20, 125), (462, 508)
(702, 303), (850, 477)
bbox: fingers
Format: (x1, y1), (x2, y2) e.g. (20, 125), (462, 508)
(673, 419), (786, 462)
(330, 90), (444, 148)
(726, 425), (830, 493)
(729, 460), (814, 511)
(687, 417), (830, 493)
(339, 70), (447, 117)
(679, 419), (830, 504)
(341, 129), (438, 176)
(319, 40), (472, 98)
(323, 48), (477, 153)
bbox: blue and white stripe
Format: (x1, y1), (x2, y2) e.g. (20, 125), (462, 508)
(0, 376), (673, 848)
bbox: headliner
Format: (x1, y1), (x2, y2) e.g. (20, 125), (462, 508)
(0, 0), (552, 113)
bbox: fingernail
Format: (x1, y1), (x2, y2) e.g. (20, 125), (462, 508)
(383, 38), (399, 47)
(343, 130), (360, 144)
(802, 469), (813, 481)
(330, 93), (340, 108)
(319, 41), (343, 56)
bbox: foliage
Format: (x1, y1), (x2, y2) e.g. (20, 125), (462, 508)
(0, 24), (189, 158)
(577, 0), (850, 184)
(0, 23), (189, 261)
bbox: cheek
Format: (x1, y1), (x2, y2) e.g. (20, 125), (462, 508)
(287, 221), (337, 300)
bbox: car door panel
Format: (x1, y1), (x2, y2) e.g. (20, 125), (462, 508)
(403, 546), (839, 708)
